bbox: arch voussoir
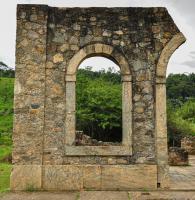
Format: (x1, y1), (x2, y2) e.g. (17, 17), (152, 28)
(66, 43), (132, 76)
(156, 32), (186, 82)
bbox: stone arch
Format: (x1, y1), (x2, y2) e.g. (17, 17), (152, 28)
(65, 43), (132, 155)
(156, 32), (186, 82)
(155, 32), (186, 188)
(65, 43), (131, 82)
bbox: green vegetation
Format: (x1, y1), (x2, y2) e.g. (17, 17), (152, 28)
(0, 62), (14, 78)
(76, 68), (122, 142)
(0, 163), (12, 193)
(167, 99), (195, 146)
(76, 70), (195, 143)
(25, 184), (39, 192)
(166, 73), (195, 101)
(166, 73), (195, 146)
(0, 78), (14, 146)
(0, 146), (12, 162)
(0, 77), (13, 193)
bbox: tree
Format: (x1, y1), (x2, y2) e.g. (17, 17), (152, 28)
(0, 61), (15, 78)
(166, 73), (195, 102)
(76, 67), (122, 142)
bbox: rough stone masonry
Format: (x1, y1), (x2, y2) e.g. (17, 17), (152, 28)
(11, 4), (186, 191)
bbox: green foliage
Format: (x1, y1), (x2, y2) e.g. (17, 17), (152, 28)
(0, 61), (14, 77)
(166, 73), (195, 146)
(75, 192), (80, 200)
(0, 61), (15, 78)
(0, 70), (15, 78)
(76, 68), (122, 142)
(166, 73), (195, 101)
(167, 99), (195, 146)
(0, 78), (14, 146)
(0, 163), (12, 193)
(0, 61), (8, 67)
(0, 146), (12, 162)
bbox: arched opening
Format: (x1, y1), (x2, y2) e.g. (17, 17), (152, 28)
(155, 33), (190, 188)
(64, 43), (132, 155)
(163, 34), (195, 190)
(75, 56), (122, 145)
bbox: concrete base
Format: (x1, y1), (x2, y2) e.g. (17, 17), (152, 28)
(10, 164), (157, 191)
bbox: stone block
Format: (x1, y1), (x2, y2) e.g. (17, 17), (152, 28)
(83, 165), (101, 189)
(43, 165), (83, 190)
(10, 165), (42, 191)
(65, 146), (132, 156)
(101, 165), (157, 190)
(157, 164), (170, 189)
(156, 137), (168, 165)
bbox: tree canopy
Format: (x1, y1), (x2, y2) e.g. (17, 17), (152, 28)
(76, 68), (122, 142)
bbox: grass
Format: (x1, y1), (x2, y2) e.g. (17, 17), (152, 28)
(25, 184), (39, 192)
(0, 145), (12, 161)
(128, 192), (131, 200)
(0, 145), (12, 194)
(76, 192), (80, 200)
(0, 163), (12, 193)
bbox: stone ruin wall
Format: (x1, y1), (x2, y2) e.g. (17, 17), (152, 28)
(181, 136), (195, 155)
(11, 5), (186, 191)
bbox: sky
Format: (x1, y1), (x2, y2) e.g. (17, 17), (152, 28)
(0, 0), (195, 75)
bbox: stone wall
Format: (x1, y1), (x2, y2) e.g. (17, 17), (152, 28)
(13, 5), (48, 165)
(43, 6), (180, 165)
(169, 147), (189, 166)
(181, 137), (195, 155)
(12, 4), (186, 190)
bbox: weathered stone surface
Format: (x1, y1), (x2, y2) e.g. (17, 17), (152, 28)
(169, 147), (189, 166)
(43, 165), (83, 190)
(181, 136), (195, 155)
(11, 164), (158, 191)
(13, 4), (185, 191)
(10, 165), (42, 190)
(13, 4), (48, 165)
(169, 155), (195, 190)
(101, 165), (157, 190)
(65, 145), (132, 156)
(62, 156), (132, 165)
(157, 165), (170, 189)
(53, 53), (64, 63)
(83, 165), (101, 189)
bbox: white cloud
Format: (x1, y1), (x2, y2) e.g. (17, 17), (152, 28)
(79, 56), (119, 72)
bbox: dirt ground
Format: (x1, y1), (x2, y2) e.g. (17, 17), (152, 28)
(169, 155), (195, 190)
(1, 191), (195, 200)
